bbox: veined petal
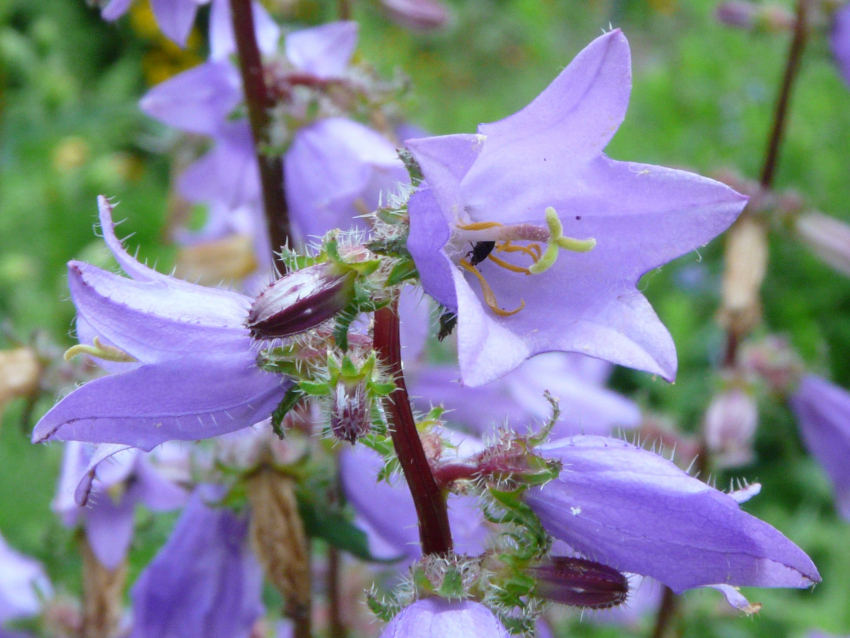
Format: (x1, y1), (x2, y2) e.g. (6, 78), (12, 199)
(140, 62), (241, 135)
(32, 356), (288, 451)
(285, 22), (358, 79)
(380, 599), (510, 638)
(150, 0), (201, 46)
(68, 261), (251, 363)
(526, 436), (820, 593)
(406, 188), (458, 310)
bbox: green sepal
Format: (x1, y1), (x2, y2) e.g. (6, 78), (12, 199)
(366, 589), (401, 623)
(398, 148), (423, 184)
(299, 380), (330, 397)
(438, 568), (465, 600)
(345, 259), (381, 277)
(332, 306), (358, 351)
(366, 236), (410, 257)
(386, 259), (419, 286)
(271, 386), (305, 437)
(340, 355), (360, 379)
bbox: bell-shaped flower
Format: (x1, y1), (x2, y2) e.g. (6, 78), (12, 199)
(411, 352), (640, 437)
(0, 533), (52, 626)
(31, 197), (289, 450)
(339, 435), (488, 562)
(53, 441), (188, 569)
(128, 485), (264, 638)
(789, 374), (850, 519)
(405, 30), (747, 386)
(379, 599), (510, 638)
(832, 4), (850, 87)
(99, 0), (207, 47)
(524, 436), (819, 593)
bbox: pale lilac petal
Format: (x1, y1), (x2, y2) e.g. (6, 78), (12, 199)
(68, 261), (251, 363)
(0, 534), (52, 624)
(84, 488), (136, 569)
(150, 0), (201, 46)
(399, 285), (431, 363)
(101, 0), (134, 21)
(405, 134), (482, 223)
(406, 188), (457, 309)
(140, 62), (241, 135)
(790, 375), (850, 519)
(134, 456), (190, 511)
(209, 0), (280, 59)
(285, 22), (358, 79)
(286, 118), (407, 242)
(525, 436), (820, 593)
(54, 442), (87, 526)
(831, 4), (850, 86)
(706, 584), (762, 614)
(32, 355), (288, 451)
(129, 486), (264, 638)
(380, 599), (510, 638)
(339, 444), (488, 561)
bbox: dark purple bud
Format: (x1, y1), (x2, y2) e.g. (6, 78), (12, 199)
(380, 0), (450, 31)
(330, 380), (371, 443)
(247, 263), (356, 340)
(529, 556), (628, 610)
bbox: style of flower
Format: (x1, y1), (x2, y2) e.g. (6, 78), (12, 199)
(405, 29), (747, 386)
(379, 599), (510, 638)
(128, 485), (264, 638)
(31, 197), (289, 451)
(524, 436), (820, 594)
(53, 442), (187, 570)
(98, 0), (207, 46)
(0, 533), (52, 626)
(789, 374), (850, 520)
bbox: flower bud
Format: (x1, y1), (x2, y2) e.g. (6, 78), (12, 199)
(704, 387), (758, 467)
(247, 262), (356, 340)
(796, 212), (850, 278)
(380, 0), (450, 31)
(331, 379), (371, 443)
(0, 347), (41, 414)
(719, 216), (768, 336)
(529, 556), (629, 610)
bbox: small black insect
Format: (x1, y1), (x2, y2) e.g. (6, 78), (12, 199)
(467, 241), (496, 267)
(437, 310), (458, 342)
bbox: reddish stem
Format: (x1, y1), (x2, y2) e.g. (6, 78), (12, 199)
(228, 0), (291, 267)
(373, 303), (453, 555)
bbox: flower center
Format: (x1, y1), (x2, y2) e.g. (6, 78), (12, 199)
(454, 207), (596, 317)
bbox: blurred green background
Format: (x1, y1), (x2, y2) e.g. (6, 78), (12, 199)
(2, 0), (850, 636)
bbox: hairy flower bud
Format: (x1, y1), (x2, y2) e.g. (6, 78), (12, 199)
(0, 347), (41, 409)
(380, 0), (450, 31)
(529, 556), (629, 610)
(247, 263), (356, 340)
(796, 212), (850, 278)
(331, 379), (371, 443)
(704, 387), (759, 467)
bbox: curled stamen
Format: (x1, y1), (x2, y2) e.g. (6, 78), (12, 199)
(487, 253), (531, 275)
(497, 241), (543, 262)
(456, 221), (503, 231)
(460, 259), (525, 317)
(65, 337), (138, 363)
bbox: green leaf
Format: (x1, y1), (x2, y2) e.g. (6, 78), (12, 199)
(271, 386), (305, 437)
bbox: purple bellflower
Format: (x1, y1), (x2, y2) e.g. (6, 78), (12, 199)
(339, 434), (488, 562)
(129, 485), (264, 638)
(524, 436), (820, 594)
(0, 533), (52, 626)
(98, 0), (207, 47)
(789, 374), (850, 520)
(831, 3), (850, 87)
(53, 442), (187, 570)
(31, 197), (289, 451)
(411, 352), (641, 437)
(379, 599), (510, 638)
(405, 29), (746, 386)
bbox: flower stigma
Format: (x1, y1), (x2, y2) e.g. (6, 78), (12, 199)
(454, 207), (596, 317)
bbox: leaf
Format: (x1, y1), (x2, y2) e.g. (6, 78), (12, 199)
(271, 386), (305, 437)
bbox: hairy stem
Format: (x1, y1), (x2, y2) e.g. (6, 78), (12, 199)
(373, 302), (453, 555)
(228, 0), (290, 266)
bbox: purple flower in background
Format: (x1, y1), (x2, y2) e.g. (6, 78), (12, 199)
(31, 197), (288, 450)
(790, 375), (850, 519)
(339, 434), (488, 562)
(0, 533), (52, 626)
(98, 0), (207, 46)
(831, 4), (850, 87)
(129, 485), (264, 638)
(411, 352), (641, 437)
(380, 0), (450, 31)
(405, 29), (746, 387)
(525, 436), (819, 593)
(379, 599), (510, 638)
(53, 442), (187, 569)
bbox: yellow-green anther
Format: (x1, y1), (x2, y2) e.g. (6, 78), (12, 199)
(528, 207), (596, 274)
(64, 337), (138, 363)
